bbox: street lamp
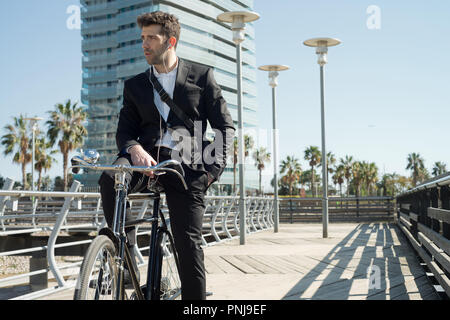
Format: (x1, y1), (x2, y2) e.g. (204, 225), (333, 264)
(24, 117), (43, 191)
(258, 64), (289, 234)
(217, 11), (259, 245)
(303, 37), (341, 238)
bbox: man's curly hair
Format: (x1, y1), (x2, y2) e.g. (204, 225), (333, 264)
(137, 11), (180, 48)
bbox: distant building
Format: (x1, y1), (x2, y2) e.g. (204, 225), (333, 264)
(78, 0), (259, 193)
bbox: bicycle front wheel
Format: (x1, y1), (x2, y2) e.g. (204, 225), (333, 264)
(153, 229), (182, 300)
(74, 235), (118, 300)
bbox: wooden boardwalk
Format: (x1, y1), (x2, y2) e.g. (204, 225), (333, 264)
(37, 222), (439, 300)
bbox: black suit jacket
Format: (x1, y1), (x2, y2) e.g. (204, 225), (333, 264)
(116, 58), (235, 182)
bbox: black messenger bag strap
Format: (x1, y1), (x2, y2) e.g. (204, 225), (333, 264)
(149, 69), (195, 135)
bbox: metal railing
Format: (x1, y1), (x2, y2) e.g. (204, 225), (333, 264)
(0, 180), (273, 300)
(396, 173), (450, 297)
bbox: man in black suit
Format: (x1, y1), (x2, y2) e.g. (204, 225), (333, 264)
(98, 11), (235, 300)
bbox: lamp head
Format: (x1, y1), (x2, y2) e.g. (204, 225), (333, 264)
(258, 65), (289, 88)
(268, 71), (279, 88)
(303, 37), (341, 66)
(316, 41), (329, 66)
(217, 11), (259, 45)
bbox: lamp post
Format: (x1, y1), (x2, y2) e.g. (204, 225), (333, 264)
(217, 11), (259, 245)
(24, 117), (43, 191)
(258, 64), (289, 233)
(303, 37), (341, 238)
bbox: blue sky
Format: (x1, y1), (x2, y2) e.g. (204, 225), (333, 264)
(0, 1), (449, 188)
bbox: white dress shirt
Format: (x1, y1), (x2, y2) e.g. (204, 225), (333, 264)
(152, 59), (179, 149)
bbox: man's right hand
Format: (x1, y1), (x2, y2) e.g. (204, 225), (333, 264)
(129, 145), (157, 177)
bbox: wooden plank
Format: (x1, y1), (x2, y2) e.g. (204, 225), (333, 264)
(418, 232), (450, 274)
(271, 255), (310, 272)
(427, 207), (450, 224)
(399, 216), (412, 230)
(398, 221), (450, 297)
(418, 222), (450, 256)
(427, 259), (450, 297)
(256, 255), (305, 274)
(400, 212), (410, 222)
(410, 212), (419, 222)
(204, 255), (226, 274)
(207, 255), (242, 274)
(238, 255), (283, 274)
(221, 255), (261, 274)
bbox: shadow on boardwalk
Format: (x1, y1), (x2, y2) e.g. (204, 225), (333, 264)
(204, 222), (440, 300)
(281, 223), (438, 300)
(0, 222), (441, 300)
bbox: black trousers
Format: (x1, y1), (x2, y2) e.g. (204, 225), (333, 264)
(98, 147), (209, 300)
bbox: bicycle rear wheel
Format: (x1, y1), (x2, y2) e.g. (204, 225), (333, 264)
(153, 229), (182, 300)
(74, 235), (118, 300)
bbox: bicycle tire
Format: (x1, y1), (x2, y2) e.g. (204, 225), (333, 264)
(74, 235), (119, 300)
(153, 229), (182, 300)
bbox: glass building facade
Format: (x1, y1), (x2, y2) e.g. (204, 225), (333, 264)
(79, 0), (258, 193)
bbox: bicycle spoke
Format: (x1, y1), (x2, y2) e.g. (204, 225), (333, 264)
(75, 237), (118, 300)
(159, 237), (181, 300)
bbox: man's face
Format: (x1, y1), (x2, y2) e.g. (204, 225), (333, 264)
(141, 25), (168, 65)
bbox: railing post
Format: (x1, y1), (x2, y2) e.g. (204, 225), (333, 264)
(31, 198), (39, 228)
(211, 198), (224, 242)
(421, 190), (431, 228)
(30, 250), (48, 291)
(0, 178), (15, 231)
(356, 197), (360, 218)
(430, 188), (440, 233)
(441, 186), (450, 239)
(47, 181), (81, 288)
(289, 198), (293, 224)
(134, 199), (150, 265)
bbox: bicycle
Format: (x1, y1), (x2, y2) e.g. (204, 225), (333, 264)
(71, 149), (187, 300)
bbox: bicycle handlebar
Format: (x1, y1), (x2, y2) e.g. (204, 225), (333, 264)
(70, 157), (188, 190)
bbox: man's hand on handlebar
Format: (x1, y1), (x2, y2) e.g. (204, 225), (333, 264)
(129, 145), (157, 177)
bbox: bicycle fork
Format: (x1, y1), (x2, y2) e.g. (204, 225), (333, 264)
(112, 172), (128, 300)
(145, 195), (161, 300)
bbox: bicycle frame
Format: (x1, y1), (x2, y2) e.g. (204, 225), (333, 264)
(109, 171), (170, 300)
(70, 155), (186, 300)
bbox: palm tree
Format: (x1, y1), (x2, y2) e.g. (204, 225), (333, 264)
(1, 115), (32, 189)
(417, 167), (430, 185)
(332, 164), (345, 196)
(326, 151), (336, 178)
(280, 155), (302, 196)
(340, 155), (354, 197)
(304, 146), (321, 196)
(34, 136), (58, 190)
(244, 135), (254, 158)
(47, 100), (88, 191)
(351, 161), (363, 198)
(252, 147), (271, 195)
(325, 151), (336, 194)
(432, 161), (447, 177)
(230, 134), (254, 193)
(378, 172), (400, 196)
(361, 161), (378, 196)
(406, 153), (425, 187)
